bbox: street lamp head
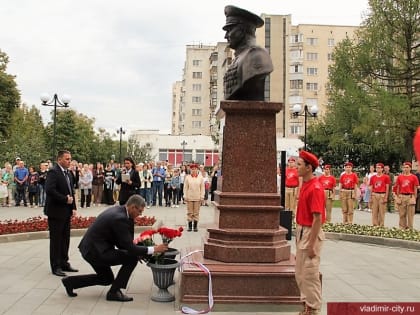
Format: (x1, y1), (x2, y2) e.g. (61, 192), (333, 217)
(40, 93), (51, 104)
(61, 94), (71, 105)
(292, 104), (302, 115)
(309, 105), (318, 117)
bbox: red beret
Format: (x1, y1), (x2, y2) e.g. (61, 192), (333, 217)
(324, 164), (331, 170)
(376, 163), (384, 168)
(288, 157), (296, 162)
(403, 162), (412, 167)
(344, 162), (353, 167)
(189, 163), (198, 169)
(299, 150), (319, 169)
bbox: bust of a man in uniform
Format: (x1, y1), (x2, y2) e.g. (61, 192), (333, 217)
(223, 5), (273, 101)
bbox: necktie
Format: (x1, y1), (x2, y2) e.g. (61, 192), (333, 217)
(64, 170), (72, 194)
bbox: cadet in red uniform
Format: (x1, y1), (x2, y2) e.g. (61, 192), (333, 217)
(338, 162), (358, 223)
(285, 157), (299, 216)
(369, 163), (390, 226)
(295, 150), (326, 315)
(394, 162), (419, 229)
(318, 165), (336, 222)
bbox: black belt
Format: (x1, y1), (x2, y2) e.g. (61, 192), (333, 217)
(401, 193), (413, 195)
(373, 192), (385, 194)
(286, 186), (298, 188)
(342, 188), (354, 190)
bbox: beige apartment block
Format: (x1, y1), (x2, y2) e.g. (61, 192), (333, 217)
(287, 24), (357, 138)
(173, 16), (358, 142)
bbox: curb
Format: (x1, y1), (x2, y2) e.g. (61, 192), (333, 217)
(324, 232), (420, 251)
(0, 225), (153, 244)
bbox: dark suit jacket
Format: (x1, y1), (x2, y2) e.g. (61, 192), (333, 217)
(44, 164), (76, 218)
(78, 205), (148, 264)
(115, 169), (140, 205)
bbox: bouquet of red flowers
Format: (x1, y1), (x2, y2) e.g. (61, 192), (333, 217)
(157, 226), (183, 244)
(133, 229), (157, 246)
(133, 227), (183, 264)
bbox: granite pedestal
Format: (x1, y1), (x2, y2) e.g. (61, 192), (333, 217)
(180, 101), (300, 305)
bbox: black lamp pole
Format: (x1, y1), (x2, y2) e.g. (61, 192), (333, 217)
(181, 140), (187, 164)
(292, 105), (317, 151)
(117, 127), (126, 165)
(41, 93), (70, 160)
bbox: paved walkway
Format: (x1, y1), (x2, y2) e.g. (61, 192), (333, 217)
(0, 204), (419, 314)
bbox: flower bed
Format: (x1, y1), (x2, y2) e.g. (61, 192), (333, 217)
(0, 215), (156, 235)
(322, 222), (420, 242)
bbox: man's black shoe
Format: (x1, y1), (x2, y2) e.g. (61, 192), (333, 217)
(62, 265), (79, 272)
(106, 290), (133, 302)
(52, 268), (67, 277)
(61, 277), (77, 297)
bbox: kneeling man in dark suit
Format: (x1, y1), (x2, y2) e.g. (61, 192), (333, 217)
(61, 195), (168, 301)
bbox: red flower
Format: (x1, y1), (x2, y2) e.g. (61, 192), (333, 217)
(157, 226), (183, 244)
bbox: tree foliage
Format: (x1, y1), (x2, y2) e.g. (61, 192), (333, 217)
(2, 105), (48, 166)
(308, 0), (420, 169)
(0, 50), (20, 139)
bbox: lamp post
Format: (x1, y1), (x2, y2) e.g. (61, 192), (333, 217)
(292, 104), (318, 150)
(117, 127), (126, 165)
(181, 140), (187, 164)
(40, 93), (71, 159)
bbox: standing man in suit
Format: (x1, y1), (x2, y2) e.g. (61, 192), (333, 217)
(45, 150), (78, 277)
(61, 195), (168, 301)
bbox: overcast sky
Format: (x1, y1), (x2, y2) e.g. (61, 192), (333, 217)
(0, 0), (369, 136)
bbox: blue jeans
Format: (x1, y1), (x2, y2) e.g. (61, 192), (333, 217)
(152, 181), (163, 206)
(145, 188), (152, 206)
(38, 184), (46, 206)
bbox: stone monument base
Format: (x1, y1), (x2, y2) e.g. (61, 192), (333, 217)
(179, 249), (300, 305)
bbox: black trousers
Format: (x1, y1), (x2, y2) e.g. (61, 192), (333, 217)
(64, 249), (138, 292)
(48, 216), (71, 271)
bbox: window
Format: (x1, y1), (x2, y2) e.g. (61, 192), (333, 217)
(306, 38), (318, 45)
(192, 72), (202, 79)
(290, 80), (303, 89)
(195, 150), (205, 164)
(306, 83), (318, 91)
(192, 121), (202, 128)
(328, 38), (335, 47)
(327, 53), (333, 61)
(192, 60), (202, 66)
(307, 67), (318, 76)
(290, 49), (303, 59)
(192, 96), (201, 103)
(290, 64), (303, 73)
(306, 53), (318, 61)
(290, 34), (303, 43)
(290, 125), (301, 135)
(192, 109), (202, 116)
(192, 84), (202, 91)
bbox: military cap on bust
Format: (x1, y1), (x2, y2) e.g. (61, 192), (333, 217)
(223, 5), (264, 30)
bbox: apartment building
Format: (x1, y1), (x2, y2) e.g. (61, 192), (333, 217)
(173, 16), (358, 139)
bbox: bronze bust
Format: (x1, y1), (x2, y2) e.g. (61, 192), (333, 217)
(222, 5), (273, 101)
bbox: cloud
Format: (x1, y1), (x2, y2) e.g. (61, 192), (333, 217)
(0, 0), (368, 135)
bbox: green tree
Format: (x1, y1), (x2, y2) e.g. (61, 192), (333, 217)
(0, 50), (20, 139)
(3, 105), (48, 166)
(127, 136), (154, 164)
(45, 109), (97, 162)
(310, 0), (419, 167)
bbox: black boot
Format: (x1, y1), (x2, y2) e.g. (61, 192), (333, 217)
(187, 221), (192, 232)
(193, 221), (198, 232)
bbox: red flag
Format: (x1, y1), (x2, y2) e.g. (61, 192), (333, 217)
(414, 127), (420, 161)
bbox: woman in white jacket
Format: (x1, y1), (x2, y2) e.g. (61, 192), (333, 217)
(183, 164), (204, 232)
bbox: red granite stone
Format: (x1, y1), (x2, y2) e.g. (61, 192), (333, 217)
(179, 101), (300, 306)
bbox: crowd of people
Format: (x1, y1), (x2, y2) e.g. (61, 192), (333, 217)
(282, 157), (420, 230)
(0, 156), (220, 223)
